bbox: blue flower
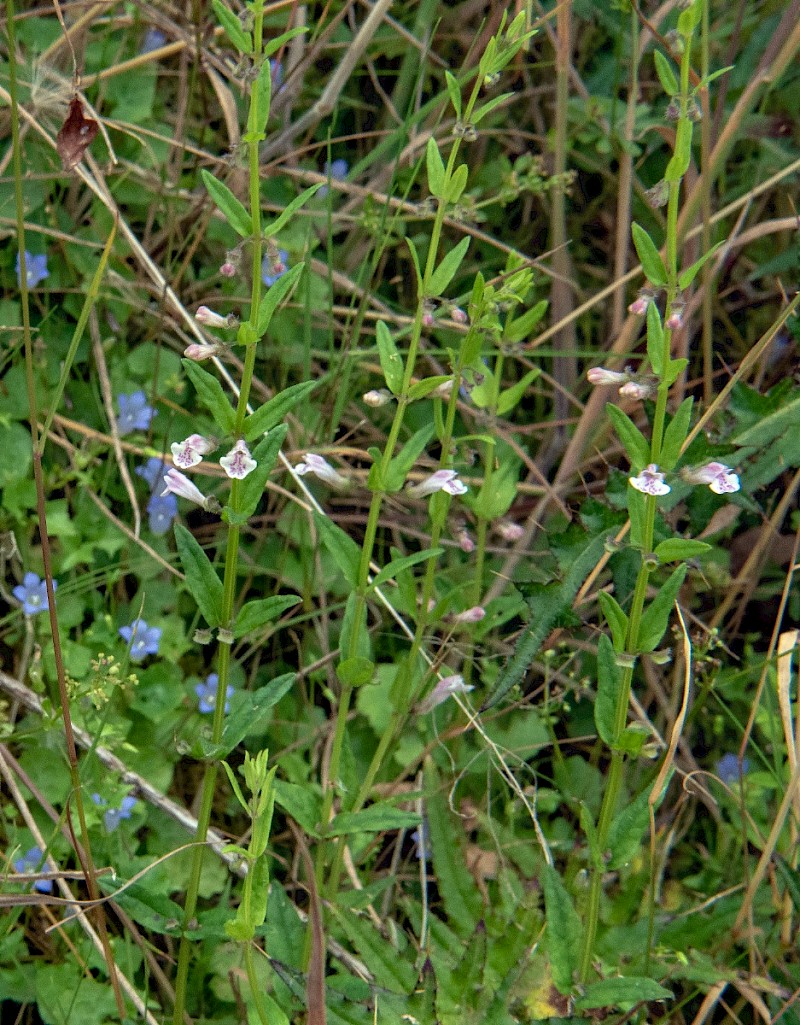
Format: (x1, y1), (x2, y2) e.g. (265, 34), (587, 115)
(141, 28), (166, 53)
(261, 250), (289, 287)
(117, 391), (155, 435)
(135, 457), (168, 491)
(15, 251), (49, 288)
(92, 793), (137, 832)
(716, 753), (750, 785)
(119, 618), (161, 661)
(13, 846), (52, 893)
(270, 59), (284, 89)
(146, 492), (178, 535)
(195, 673), (233, 714)
(411, 819), (431, 862)
(319, 158), (349, 197)
(13, 572), (56, 616)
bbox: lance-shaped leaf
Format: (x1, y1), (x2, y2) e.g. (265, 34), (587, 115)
(200, 169), (252, 237)
(242, 381), (318, 442)
(233, 594), (301, 639)
(542, 863), (582, 993)
(212, 0), (251, 52)
(428, 236), (470, 297)
(263, 183), (322, 238)
(376, 321), (403, 395)
(255, 263), (303, 337)
(174, 524), (224, 627)
(631, 222), (667, 287)
(606, 403), (650, 470)
(638, 563), (687, 652)
(426, 137), (446, 199)
(182, 359), (236, 433)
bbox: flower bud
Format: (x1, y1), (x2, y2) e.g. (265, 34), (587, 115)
(195, 305), (229, 329)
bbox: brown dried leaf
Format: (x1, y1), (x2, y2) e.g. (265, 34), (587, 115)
(56, 96), (99, 170)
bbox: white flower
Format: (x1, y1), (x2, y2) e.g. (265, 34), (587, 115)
(171, 434), (217, 470)
(294, 453), (349, 489)
(684, 461), (740, 495)
(195, 305), (229, 329)
(407, 469), (467, 497)
(419, 674), (474, 713)
(587, 367), (629, 386)
(629, 464), (670, 496)
(363, 389), (393, 408)
(220, 439), (256, 480)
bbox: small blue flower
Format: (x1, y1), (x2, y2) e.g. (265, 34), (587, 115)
(92, 793), (137, 832)
(13, 572), (56, 616)
(319, 158), (349, 197)
(136, 457), (168, 491)
(411, 819), (431, 862)
(146, 492), (178, 535)
(15, 251), (49, 288)
(716, 753), (750, 784)
(141, 27), (166, 53)
(195, 673), (233, 714)
(261, 250), (289, 287)
(119, 618), (161, 661)
(270, 59), (283, 89)
(117, 391), (155, 435)
(13, 846), (52, 893)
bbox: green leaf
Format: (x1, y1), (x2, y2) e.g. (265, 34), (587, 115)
(314, 511), (361, 587)
(407, 375), (453, 401)
(233, 594), (301, 639)
(182, 359), (236, 433)
(262, 27), (307, 61)
(733, 394), (800, 447)
(505, 299), (548, 344)
(678, 241), (724, 289)
(376, 320), (403, 395)
(328, 804), (419, 835)
(445, 70), (462, 117)
(369, 547), (443, 590)
(678, 0), (701, 35)
(646, 301), (664, 375)
(541, 863), (582, 993)
(660, 396), (693, 470)
(242, 380), (318, 442)
(212, 0), (251, 53)
(226, 424), (287, 524)
(637, 563), (687, 652)
(447, 163), (469, 203)
(405, 236), (423, 293)
(383, 424), (435, 492)
(484, 529), (609, 708)
(606, 403), (650, 469)
(654, 538), (711, 563)
(336, 656), (375, 687)
(663, 356), (688, 387)
(428, 236), (470, 297)
(263, 183), (323, 238)
(201, 676), (296, 759)
(339, 590), (371, 665)
(653, 50), (678, 95)
(595, 634), (622, 745)
(174, 524), (224, 627)
(631, 223), (667, 287)
(606, 787), (650, 869)
(472, 92), (514, 125)
(575, 977), (672, 1010)
(627, 486), (646, 548)
(425, 760), (482, 934)
(245, 57), (272, 140)
(426, 137), (446, 199)
(330, 906), (417, 993)
(598, 592), (628, 653)
(273, 779), (322, 837)
(497, 368), (540, 416)
(665, 119), (693, 182)
(200, 169), (252, 237)
(255, 263), (303, 336)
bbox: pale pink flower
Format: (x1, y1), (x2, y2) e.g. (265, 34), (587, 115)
(453, 606), (485, 624)
(419, 674), (474, 713)
(294, 453), (349, 489)
(587, 367), (629, 386)
(665, 305), (684, 331)
(171, 434), (217, 470)
(184, 342), (220, 361)
(628, 295), (650, 316)
(161, 468), (209, 508)
(455, 528), (475, 553)
(683, 462), (740, 495)
(195, 306), (229, 329)
(629, 464), (670, 496)
(219, 261), (236, 278)
(451, 307), (468, 325)
(407, 469), (467, 497)
(220, 440), (256, 480)
(495, 520), (525, 542)
(619, 379), (656, 401)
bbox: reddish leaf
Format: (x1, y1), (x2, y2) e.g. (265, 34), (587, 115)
(56, 96), (98, 170)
